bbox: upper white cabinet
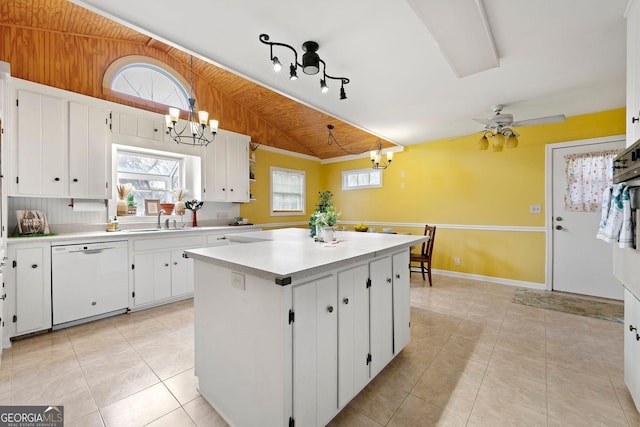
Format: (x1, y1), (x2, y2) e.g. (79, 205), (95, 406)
(11, 88), (111, 198)
(14, 90), (67, 196)
(202, 130), (250, 203)
(627, 0), (640, 147)
(68, 102), (111, 198)
(113, 111), (168, 143)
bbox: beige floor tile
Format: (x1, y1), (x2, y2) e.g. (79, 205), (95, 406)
(468, 391), (547, 427)
(100, 383), (179, 427)
(624, 407), (640, 426)
(477, 373), (547, 414)
(439, 335), (494, 365)
(411, 368), (479, 418)
(327, 405), (383, 427)
(164, 368), (200, 405)
(64, 410), (105, 427)
(387, 394), (467, 427)
(0, 390), (11, 405)
(12, 364), (88, 404)
(348, 380), (409, 426)
(451, 319), (501, 346)
(182, 396), (229, 427)
(425, 352), (488, 388)
(145, 347), (194, 380)
(547, 370), (623, 413)
(486, 348), (546, 385)
(87, 361), (160, 408)
(547, 390), (629, 426)
(494, 329), (546, 359)
(146, 407), (196, 426)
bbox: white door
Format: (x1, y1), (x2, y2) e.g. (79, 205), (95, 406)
(549, 137), (625, 299)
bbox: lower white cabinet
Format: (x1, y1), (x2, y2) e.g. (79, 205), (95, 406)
(291, 250), (409, 425)
(7, 242), (51, 336)
(624, 288), (640, 411)
(131, 234), (202, 308)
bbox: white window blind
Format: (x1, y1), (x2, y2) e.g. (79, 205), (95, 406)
(342, 168), (382, 190)
(271, 167), (306, 215)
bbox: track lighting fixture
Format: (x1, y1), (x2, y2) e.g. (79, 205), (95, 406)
(259, 34), (350, 100)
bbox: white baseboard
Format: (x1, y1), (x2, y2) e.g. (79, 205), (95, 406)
(431, 268), (546, 290)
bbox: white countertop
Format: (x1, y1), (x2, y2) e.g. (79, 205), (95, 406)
(7, 225), (259, 245)
(185, 228), (428, 284)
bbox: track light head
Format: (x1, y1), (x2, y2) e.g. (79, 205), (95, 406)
(320, 79), (329, 93)
(289, 64), (298, 80)
(272, 56), (282, 72)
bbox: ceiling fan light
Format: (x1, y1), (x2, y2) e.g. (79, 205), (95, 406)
(506, 135), (518, 149)
(492, 133), (505, 152)
(478, 135), (489, 150)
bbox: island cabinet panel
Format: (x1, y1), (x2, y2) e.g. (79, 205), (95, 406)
(624, 288), (640, 411)
(392, 251), (411, 352)
(337, 263), (370, 408)
(292, 276), (338, 427)
(369, 256), (394, 377)
(133, 252), (171, 306)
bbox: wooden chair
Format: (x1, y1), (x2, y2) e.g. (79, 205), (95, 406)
(410, 225), (436, 286)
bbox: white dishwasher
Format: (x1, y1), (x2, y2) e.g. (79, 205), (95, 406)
(52, 240), (129, 327)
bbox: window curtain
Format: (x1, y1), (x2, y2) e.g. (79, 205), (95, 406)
(564, 149), (621, 212)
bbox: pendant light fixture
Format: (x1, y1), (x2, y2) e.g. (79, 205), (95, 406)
(370, 141), (393, 169)
(165, 56), (219, 147)
(259, 34), (350, 100)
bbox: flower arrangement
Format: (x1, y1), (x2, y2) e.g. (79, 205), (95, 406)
(185, 199), (204, 227)
(116, 184), (135, 216)
(172, 188), (187, 215)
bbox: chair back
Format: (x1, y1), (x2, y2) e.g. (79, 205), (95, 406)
(421, 225), (436, 259)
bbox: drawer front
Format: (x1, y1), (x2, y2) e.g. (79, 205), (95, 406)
(133, 235), (202, 252)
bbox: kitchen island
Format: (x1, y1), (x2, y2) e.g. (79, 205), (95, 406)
(185, 228), (428, 427)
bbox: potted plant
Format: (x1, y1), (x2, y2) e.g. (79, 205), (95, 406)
(116, 184), (134, 216)
(309, 191), (340, 239)
(126, 193), (137, 215)
(172, 188), (187, 215)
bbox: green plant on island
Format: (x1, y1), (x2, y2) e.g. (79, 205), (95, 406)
(309, 191), (340, 237)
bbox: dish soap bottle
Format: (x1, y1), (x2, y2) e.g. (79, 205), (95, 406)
(111, 216), (119, 232)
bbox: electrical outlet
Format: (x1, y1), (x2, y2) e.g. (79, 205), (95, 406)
(454, 257), (461, 266)
(530, 204), (541, 214)
(231, 272), (245, 290)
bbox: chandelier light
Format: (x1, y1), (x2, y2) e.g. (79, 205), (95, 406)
(478, 127), (519, 152)
(165, 56), (219, 147)
(370, 141), (393, 169)
(259, 34), (350, 100)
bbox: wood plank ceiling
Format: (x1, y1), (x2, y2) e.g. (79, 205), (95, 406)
(0, 0), (395, 159)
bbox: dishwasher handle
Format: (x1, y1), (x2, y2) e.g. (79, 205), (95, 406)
(69, 247), (115, 255)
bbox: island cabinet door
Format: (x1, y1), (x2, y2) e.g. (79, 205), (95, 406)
(337, 264), (370, 408)
(392, 251), (411, 352)
(369, 255), (394, 377)
(292, 275), (338, 427)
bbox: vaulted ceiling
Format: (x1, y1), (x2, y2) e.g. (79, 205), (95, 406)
(1, 0), (629, 159)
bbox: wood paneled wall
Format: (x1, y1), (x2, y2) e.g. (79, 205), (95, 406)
(0, 23), (313, 156)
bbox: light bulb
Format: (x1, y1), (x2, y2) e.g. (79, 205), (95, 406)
(272, 57), (282, 72)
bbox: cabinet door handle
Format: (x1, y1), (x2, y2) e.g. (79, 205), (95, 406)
(165, 263), (169, 267)
(0, 294), (5, 301)
(54, 177), (60, 182)
(327, 305), (334, 313)
(637, 333), (640, 342)
(31, 264), (38, 269)
(173, 262), (178, 265)
(633, 116), (639, 123)
(72, 178), (78, 183)
(395, 273), (400, 279)
(343, 298), (349, 305)
(631, 325), (637, 332)
(91, 301), (97, 306)
(387, 278), (392, 284)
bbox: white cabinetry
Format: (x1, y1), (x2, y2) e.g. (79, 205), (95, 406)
(113, 111), (167, 142)
(68, 102), (111, 198)
(131, 234), (201, 308)
(14, 90), (67, 196)
(7, 242), (51, 336)
(11, 89), (111, 198)
(624, 288), (640, 412)
(627, 0), (640, 147)
(202, 130), (250, 202)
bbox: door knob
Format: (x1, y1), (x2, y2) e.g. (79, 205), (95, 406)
(343, 297), (349, 305)
(555, 225), (563, 230)
(327, 305), (334, 313)
(555, 216), (563, 221)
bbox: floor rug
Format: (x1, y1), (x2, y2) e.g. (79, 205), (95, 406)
(512, 289), (624, 323)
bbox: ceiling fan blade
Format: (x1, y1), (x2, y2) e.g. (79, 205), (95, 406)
(473, 118), (493, 126)
(511, 114), (566, 127)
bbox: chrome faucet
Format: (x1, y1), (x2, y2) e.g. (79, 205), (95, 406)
(157, 209), (166, 229)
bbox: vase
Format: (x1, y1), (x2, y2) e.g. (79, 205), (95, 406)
(192, 210), (198, 227)
(117, 199), (128, 216)
(323, 226), (335, 242)
(175, 200), (186, 215)
(315, 224), (322, 239)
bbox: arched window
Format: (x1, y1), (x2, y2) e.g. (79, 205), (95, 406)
(104, 56), (189, 110)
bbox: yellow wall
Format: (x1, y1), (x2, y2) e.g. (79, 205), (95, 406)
(244, 108), (625, 284)
(240, 149), (322, 230)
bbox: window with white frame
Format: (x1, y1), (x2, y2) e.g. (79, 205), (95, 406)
(117, 149), (183, 215)
(342, 168), (382, 190)
(271, 167), (306, 215)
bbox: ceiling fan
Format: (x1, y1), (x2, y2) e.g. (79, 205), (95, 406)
(473, 105), (566, 151)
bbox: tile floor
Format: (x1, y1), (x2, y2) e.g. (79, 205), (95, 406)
(0, 275), (637, 426)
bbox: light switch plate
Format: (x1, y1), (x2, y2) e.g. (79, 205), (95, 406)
(231, 271), (245, 290)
